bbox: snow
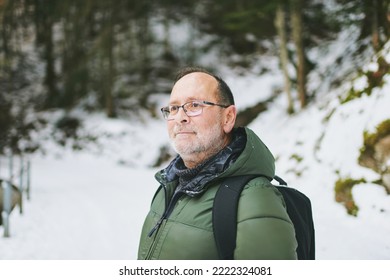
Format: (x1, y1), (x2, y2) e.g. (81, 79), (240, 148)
(1, 39), (390, 261)
(1, 153), (154, 259)
(249, 89), (390, 260)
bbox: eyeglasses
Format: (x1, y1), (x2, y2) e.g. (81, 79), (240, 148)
(161, 100), (229, 120)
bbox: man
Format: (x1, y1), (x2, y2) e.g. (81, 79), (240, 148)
(137, 67), (297, 259)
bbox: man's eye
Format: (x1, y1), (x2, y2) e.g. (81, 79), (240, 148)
(191, 102), (201, 108)
(170, 106), (179, 112)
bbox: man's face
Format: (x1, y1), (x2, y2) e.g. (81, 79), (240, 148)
(167, 72), (230, 168)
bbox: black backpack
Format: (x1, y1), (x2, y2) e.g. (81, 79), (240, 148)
(212, 175), (315, 260)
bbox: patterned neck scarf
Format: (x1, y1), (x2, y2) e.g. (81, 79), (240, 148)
(168, 128), (246, 197)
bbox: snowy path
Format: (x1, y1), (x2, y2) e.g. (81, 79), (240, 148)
(0, 153), (157, 259)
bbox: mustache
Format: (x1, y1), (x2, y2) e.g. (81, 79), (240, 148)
(173, 125), (197, 135)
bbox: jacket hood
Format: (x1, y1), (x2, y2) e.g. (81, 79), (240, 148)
(222, 127), (275, 179)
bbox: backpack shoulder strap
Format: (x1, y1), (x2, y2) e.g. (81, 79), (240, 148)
(212, 175), (257, 260)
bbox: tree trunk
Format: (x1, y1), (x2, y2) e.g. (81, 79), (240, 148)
(371, 0), (380, 51)
(34, 2), (58, 108)
(290, 0), (307, 109)
(104, 5), (116, 118)
(275, 3), (294, 114)
(43, 22), (58, 108)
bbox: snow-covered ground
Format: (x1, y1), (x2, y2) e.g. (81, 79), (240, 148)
(0, 117), (166, 260)
(0, 152), (157, 259)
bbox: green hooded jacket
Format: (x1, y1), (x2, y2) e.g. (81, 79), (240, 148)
(137, 127), (297, 259)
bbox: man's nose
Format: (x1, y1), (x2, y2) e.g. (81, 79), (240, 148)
(175, 107), (189, 123)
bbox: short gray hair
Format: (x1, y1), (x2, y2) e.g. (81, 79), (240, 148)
(173, 66), (235, 106)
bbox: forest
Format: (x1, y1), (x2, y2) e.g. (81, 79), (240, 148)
(0, 0), (389, 155)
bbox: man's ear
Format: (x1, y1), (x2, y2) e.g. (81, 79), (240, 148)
(223, 105), (237, 133)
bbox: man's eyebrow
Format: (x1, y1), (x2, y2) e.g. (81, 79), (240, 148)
(169, 98), (197, 105)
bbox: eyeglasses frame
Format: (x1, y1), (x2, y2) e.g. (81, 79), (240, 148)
(161, 100), (230, 120)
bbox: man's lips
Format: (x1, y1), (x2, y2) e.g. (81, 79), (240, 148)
(175, 131), (196, 136)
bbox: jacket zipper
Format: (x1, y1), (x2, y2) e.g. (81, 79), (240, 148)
(148, 190), (183, 237)
(147, 177), (221, 238)
(144, 187), (184, 259)
(145, 219), (167, 259)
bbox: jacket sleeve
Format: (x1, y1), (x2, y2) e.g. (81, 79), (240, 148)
(234, 179), (298, 260)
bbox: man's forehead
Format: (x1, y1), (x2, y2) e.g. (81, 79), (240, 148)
(170, 72), (218, 102)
